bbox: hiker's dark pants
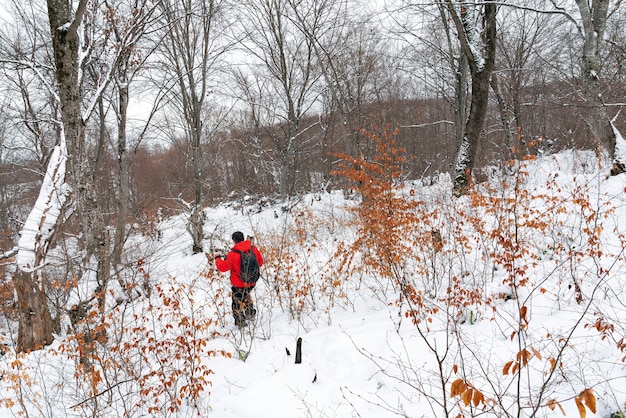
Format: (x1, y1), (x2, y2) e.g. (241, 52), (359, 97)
(232, 286), (256, 325)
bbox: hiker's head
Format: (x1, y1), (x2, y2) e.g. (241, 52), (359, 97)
(232, 231), (245, 243)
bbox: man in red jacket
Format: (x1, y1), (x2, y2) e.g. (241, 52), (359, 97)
(214, 231), (264, 327)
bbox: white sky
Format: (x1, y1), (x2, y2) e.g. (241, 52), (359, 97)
(0, 0), (10, 22)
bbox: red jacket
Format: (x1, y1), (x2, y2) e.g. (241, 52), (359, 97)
(215, 240), (264, 288)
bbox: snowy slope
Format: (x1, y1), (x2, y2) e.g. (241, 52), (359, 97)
(1, 150), (626, 418)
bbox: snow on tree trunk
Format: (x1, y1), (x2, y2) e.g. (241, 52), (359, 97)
(16, 142), (68, 271)
(14, 139), (68, 351)
(612, 117), (626, 175)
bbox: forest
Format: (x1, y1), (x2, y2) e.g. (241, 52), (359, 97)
(0, 0), (626, 417)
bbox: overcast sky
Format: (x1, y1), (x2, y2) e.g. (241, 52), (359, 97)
(0, 0), (11, 23)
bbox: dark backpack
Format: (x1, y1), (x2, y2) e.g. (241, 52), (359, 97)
(232, 247), (260, 284)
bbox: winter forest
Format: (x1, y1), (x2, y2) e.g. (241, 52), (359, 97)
(1, 0), (626, 417)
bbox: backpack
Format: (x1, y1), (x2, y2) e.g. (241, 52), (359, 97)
(232, 247), (260, 284)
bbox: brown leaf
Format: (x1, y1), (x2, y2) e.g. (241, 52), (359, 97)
(547, 399), (566, 415)
(549, 357), (557, 371)
(520, 305), (528, 323)
(579, 388), (596, 413)
(531, 346), (542, 361)
(575, 397), (586, 418)
(472, 389), (485, 407)
(462, 389), (473, 406)
(516, 349), (531, 367)
(503, 361), (514, 375)
(450, 379), (467, 398)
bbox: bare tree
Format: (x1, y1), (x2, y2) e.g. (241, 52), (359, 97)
(290, 0), (387, 161)
(2, 0), (83, 352)
(157, 0), (232, 253)
(235, 0), (323, 199)
(100, 0), (163, 280)
(572, 0), (625, 174)
(491, 1), (555, 159)
(392, 0), (497, 191)
(392, 1), (470, 175)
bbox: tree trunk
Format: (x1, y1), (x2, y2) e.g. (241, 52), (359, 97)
(14, 270), (53, 351)
(190, 110), (205, 254)
(490, 73), (515, 160)
(113, 82), (130, 267)
(46, 0), (111, 361)
(575, 0), (625, 174)
(448, 1), (497, 196)
(48, 0), (109, 274)
(453, 69), (492, 195)
(159, 0), (226, 254)
(454, 54), (469, 151)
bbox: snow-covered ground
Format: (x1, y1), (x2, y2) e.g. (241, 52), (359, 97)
(2, 150), (626, 418)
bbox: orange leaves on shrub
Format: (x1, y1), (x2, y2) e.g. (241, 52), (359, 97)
(331, 123), (420, 272)
(502, 347), (542, 375)
(117, 281), (223, 414)
(1, 355), (40, 410)
(531, 346), (542, 360)
(575, 397), (586, 418)
(548, 357), (564, 373)
(450, 378), (486, 408)
(502, 360), (516, 375)
(584, 315), (615, 341)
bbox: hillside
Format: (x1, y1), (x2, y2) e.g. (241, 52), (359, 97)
(1, 150), (626, 418)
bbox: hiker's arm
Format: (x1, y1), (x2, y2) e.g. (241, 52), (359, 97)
(215, 254), (231, 272)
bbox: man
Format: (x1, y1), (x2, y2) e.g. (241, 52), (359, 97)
(213, 231), (264, 327)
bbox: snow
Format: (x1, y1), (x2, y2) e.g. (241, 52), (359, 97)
(3, 150), (626, 417)
(58, 22), (71, 32)
(612, 116), (626, 166)
(16, 137), (68, 271)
